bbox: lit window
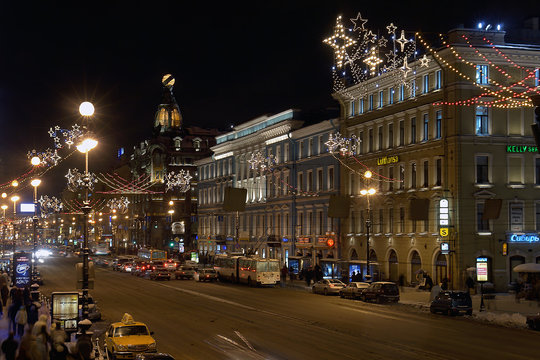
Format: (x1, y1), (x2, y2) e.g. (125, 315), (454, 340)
(476, 65), (489, 84)
(369, 94), (374, 110)
(435, 70), (442, 89)
(350, 101), (356, 116)
(535, 69), (539, 87)
(475, 106), (489, 135)
(435, 110), (442, 139)
(423, 114), (429, 142)
(399, 85), (405, 101)
(379, 91), (384, 108)
(359, 98), (364, 114)
(423, 74), (429, 94)
(389, 88), (394, 104)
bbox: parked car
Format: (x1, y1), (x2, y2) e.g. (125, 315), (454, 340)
(135, 353), (175, 360)
(175, 265), (196, 280)
(430, 290), (472, 316)
(149, 269), (171, 281)
(339, 282), (370, 299)
(312, 279), (346, 295)
(194, 268), (218, 282)
(360, 282), (400, 303)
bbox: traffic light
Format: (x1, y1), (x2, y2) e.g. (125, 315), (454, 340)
(169, 242), (174, 247)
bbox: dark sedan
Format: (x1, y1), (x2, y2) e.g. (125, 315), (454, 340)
(430, 290), (472, 316)
(149, 269), (171, 281)
(360, 282), (400, 303)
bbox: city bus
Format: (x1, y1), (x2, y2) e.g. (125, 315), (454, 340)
(214, 255), (280, 286)
(137, 248), (167, 262)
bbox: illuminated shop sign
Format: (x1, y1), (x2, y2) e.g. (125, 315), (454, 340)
(377, 155), (399, 166)
(507, 233), (540, 243)
(439, 199), (449, 227)
(476, 257), (488, 282)
(506, 145), (538, 153)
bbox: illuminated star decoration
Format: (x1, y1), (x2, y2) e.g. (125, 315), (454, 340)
(38, 195), (63, 215)
(396, 30), (408, 52)
(365, 30), (377, 44)
(27, 148), (62, 167)
(248, 152), (278, 173)
(49, 124), (84, 149)
(401, 58), (411, 78)
(419, 54), (430, 67)
(323, 15), (357, 69)
(378, 37), (388, 48)
(107, 197), (130, 213)
(386, 23), (397, 35)
(164, 170), (192, 192)
(363, 47), (383, 74)
(350, 12), (368, 31)
(65, 168), (98, 192)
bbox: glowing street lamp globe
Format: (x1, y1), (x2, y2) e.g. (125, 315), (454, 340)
(31, 179), (41, 188)
(31, 156), (41, 166)
(79, 101), (95, 116)
(77, 138), (98, 153)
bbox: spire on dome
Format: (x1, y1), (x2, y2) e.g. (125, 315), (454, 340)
(154, 74), (183, 134)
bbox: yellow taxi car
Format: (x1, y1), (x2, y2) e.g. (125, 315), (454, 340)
(105, 313), (157, 359)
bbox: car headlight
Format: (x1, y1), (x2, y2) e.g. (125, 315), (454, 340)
(148, 342), (156, 349)
(117, 344), (128, 351)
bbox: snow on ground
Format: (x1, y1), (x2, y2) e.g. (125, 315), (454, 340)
(473, 312), (528, 328)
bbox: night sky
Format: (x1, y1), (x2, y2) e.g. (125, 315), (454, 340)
(0, 0), (537, 198)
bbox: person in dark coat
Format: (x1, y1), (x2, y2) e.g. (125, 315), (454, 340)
(425, 273), (434, 292)
(75, 328), (93, 360)
(1, 331), (18, 360)
(441, 277), (449, 291)
(1, 284), (9, 307)
(8, 301), (19, 334)
(26, 302), (39, 327)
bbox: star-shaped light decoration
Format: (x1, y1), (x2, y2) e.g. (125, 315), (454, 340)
(165, 170), (192, 192)
(419, 54), (430, 67)
(39, 195), (63, 214)
(401, 58), (411, 78)
(396, 30), (408, 52)
(66, 168), (98, 192)
(323, 16), (357, 69)
(363, 47), (383, 74)
(325, 133), (348, 154)
(107, 197), (130, 213)
(365, 30), (377, 44)
(386, 23), (397, 35)
(378, 37), (388, 48)
(350, 12), (368, 31)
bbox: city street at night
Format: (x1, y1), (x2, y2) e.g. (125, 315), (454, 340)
(35, 255), (540, 359)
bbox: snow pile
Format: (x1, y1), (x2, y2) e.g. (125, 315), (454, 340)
(473, 311), (527, 328)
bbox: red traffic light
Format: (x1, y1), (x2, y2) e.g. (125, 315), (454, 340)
(327, 238), (335, 247)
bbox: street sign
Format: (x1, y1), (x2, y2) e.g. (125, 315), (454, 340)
(439, 228), (449, 237)
(440, 242), (449, 255)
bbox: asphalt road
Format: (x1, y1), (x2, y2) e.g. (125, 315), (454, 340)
(36, 255), (539, 360)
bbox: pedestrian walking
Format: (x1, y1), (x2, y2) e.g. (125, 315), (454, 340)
(280, 265), (288, 287)
(35, 324), (50, 360)
(50, 321), (68, 345)
(1, 284), (9, 307)
(32, 314), (49, 337)
(49, 341), (69, 360)
(16, 330), (38, 360)
(425, 273), (433, 292)
(74, 327), (93, 360)
(8, 301), (19, 334)
(398, 274), (405, 292)
(15, 305), (27, 337)
(1, 331), (18, 360)
(441, 277), (449, 291)
(27, 302), (39, 327)
(466, 276), (475, 295)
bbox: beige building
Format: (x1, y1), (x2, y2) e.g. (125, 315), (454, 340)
(334, 28), (540, 290)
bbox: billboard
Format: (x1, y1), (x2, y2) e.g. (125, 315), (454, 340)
(51, 292), (79, 332)
(14, 252), (31, 288)
(20, 203), (35, 213)
(476, 257), (488, 282)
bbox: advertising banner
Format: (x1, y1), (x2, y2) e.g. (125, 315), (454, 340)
(51, 292), (79, 332)
(14, 252), (31, 288)
(476, 257), (488, 282)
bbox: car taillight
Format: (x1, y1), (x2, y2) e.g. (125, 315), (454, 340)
(153, 266), (156, 270)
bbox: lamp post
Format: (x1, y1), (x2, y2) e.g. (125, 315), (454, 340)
(30, 178), (41, 282)
(360, 171), (376, 282)
(10, 195), (19, 269)
(77, 101), (97, 321)
(1, 204), (7, 257)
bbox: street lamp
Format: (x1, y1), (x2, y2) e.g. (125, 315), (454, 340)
(10, 195), (19, 265)
(360, 170), (376, 282)
(1, 204), (7, 256)
(77, 101), (97, 321)
(30, 178), (41, 282)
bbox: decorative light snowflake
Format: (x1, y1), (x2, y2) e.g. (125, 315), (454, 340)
(248, 152), (278, 173)
(107, 197), (130, 213)
(165, 170), (192, 192)
(66, 168), (98, 192)
(27, 148), (62, 167)
(49, 124), (84, 149)
(39, 195), (63, 214)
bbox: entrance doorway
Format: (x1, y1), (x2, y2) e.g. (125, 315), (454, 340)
(388, 250), (398, 282)
(435, 252), (447, 284)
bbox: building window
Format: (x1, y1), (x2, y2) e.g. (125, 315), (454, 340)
(423, 160), (429, 187)
(350, 101), (356, 116)
(536, 158), (540, 185)
(369, 94), (374, 110)
(358, 131), (364, 154)
(423, 74), (429, 94)
(435, 110), (442, 139)
(399, 85), (405, 101)
(411, 117), (416, 144)
(369, 128), (374, 152)
(378, 209), (384, 233)
(284, 143), (289, 162)
(308, 138), (313, 157)
(359, 98), (364, 114)
(436, 158), (442, 186)
(378, 126), (383, 150)
(509, 202), (524, 232)
(389, 88), (394, 104)
(388, 208), (394, 233)
(436, 70), (442, 89)
(299, 141), (305, 159)
(399, 165), (405, 190)
(317, 169), (323, 191)
(307, 171), (313, 192)
(411, 163), (417, 189)
(476, 106), (489, 135)
(399, 120), (404, 146)
(318, 211), (323, 235)
(536, 202), (540, 231)
(411, 79), (416, 97)
(476, 155), (489, 184)
(379, 90), (384, 108)
(298, 172), (303, 192)
(388, 124), (394, 148)
(318, 136), (324, 155)
(476, 64), (489, 84)
(399, 207), (405, 233)
(423, 114), (429, 142)
(378, 168), (383, 192)
(283, 172), (290, 195)
(328, 167), (334, 190)
(389, 167), (394, 191)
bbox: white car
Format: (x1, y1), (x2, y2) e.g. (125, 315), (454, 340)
(312, 279), (346, 295)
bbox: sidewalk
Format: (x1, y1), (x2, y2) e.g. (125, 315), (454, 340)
(284, 279), (540, 328)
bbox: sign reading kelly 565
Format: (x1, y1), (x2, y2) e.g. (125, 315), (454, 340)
(506, 145), (538, 153)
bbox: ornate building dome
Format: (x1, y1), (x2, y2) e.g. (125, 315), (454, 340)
(154, 74), (183, 133)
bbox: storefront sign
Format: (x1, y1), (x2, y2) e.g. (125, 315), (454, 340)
(51, 292), (79, 332)
(506, 145), (538, 153)
(439, 199), (449, 227)
(297, 237), (311, 244)
(440, 242), (449, 255)
(14, 252), (31, 288)
(476, 257), (488, 282)
(377, 155), (399, 166)
(507, 233), (540, 243)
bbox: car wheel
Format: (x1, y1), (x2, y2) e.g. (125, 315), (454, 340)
(324, 288), (328, 296)
(312, 286), (316, 294)
(430, 307), (436, 314)
(340, 292), (344, 298)
(447, 309), (454, 316)
(376, 296), (382, 304)
(466, 309), (472, 316)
